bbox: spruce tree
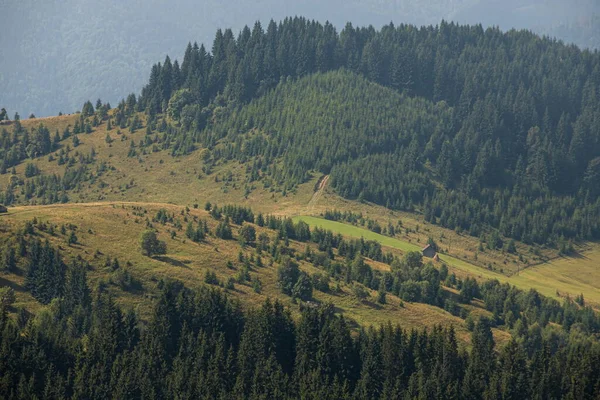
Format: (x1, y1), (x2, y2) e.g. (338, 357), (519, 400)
(2, 246), (16, 273)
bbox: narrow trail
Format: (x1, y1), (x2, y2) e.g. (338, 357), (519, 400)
(3, 201), (183, 216)
(0, 114), (72, 126)
(307, 175), (329, 213)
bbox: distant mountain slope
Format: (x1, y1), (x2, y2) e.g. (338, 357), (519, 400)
(130, 17), (600, 246)
(1, 0), (598, 117)
(2, 15), (600, 246)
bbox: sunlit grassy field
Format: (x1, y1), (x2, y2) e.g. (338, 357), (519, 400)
(3, 114), (555, 276)
(1, 113), (595, 344)
(293, 215), (504, 279)
(293, 215), (600, 306)
(292, 216), (421, 252)
(0, 201), (503, 345)
(509, 248), (600, 305)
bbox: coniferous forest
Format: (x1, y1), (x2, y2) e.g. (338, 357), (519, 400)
(2, 253), (600, 399)
(2, 267), (600, 399)
(132, 18), (600, 246)
(2, 1), (598, 118)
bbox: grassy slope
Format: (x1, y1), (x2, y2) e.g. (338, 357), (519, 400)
(509, 250), (600, 305)
(0, 115), (315, 213)
(0, 201), (512, 345)
(0, 111), (594, 341)
(2, 114), (597, 305)
(0, 115), (539, 273)
(293, 216), (502, 279)
(293, 216), (600, 306)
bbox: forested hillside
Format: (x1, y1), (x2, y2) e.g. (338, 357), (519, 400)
(2, 281), (600, 399)
(132, 18), (600, 246)
(1, 0), (598, 117)
(211, 71), (453, 194)
(3, 9), (600, 400)
(1, 204), (600, 399)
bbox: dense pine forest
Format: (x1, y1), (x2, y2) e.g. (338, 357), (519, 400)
(2, 261), (600, 399)
(131, 18), (600, 246)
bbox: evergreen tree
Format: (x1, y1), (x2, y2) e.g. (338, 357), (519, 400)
(292, 272), (312, 301)
(239, 224), (256, 246)
(140, 230), (167, 256)
(81, 100), (95, 116)
(277, 257), (300, 296)
(462, 317), (495, 399)
(496, 339), (529, 400)
(216, 220), (233, 240)
(2, 246), (16, 273)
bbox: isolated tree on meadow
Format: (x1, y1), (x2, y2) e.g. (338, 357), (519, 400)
(140, 230), (167, 257)
(67, 231), (78, 246)
(277, 257), (300, 296)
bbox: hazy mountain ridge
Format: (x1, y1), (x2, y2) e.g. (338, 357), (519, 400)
(1, 0), (598, 117)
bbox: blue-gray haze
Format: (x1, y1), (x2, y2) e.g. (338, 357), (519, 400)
(1, 0), (598, 117)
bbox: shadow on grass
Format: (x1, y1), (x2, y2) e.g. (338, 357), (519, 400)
(0, 276), (27, 292)
(154, 255), (190, 268)
(566, 251), (588, 260)
(361, 300), (384, 310)
(123, 281), (145, 295)
(332, 305), (346, 315)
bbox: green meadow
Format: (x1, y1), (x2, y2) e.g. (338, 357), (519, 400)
(293, 216), (600, 306)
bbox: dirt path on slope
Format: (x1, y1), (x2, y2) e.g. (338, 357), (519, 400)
(3, 201), (183, 216)
(307, 175), (329, 213)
